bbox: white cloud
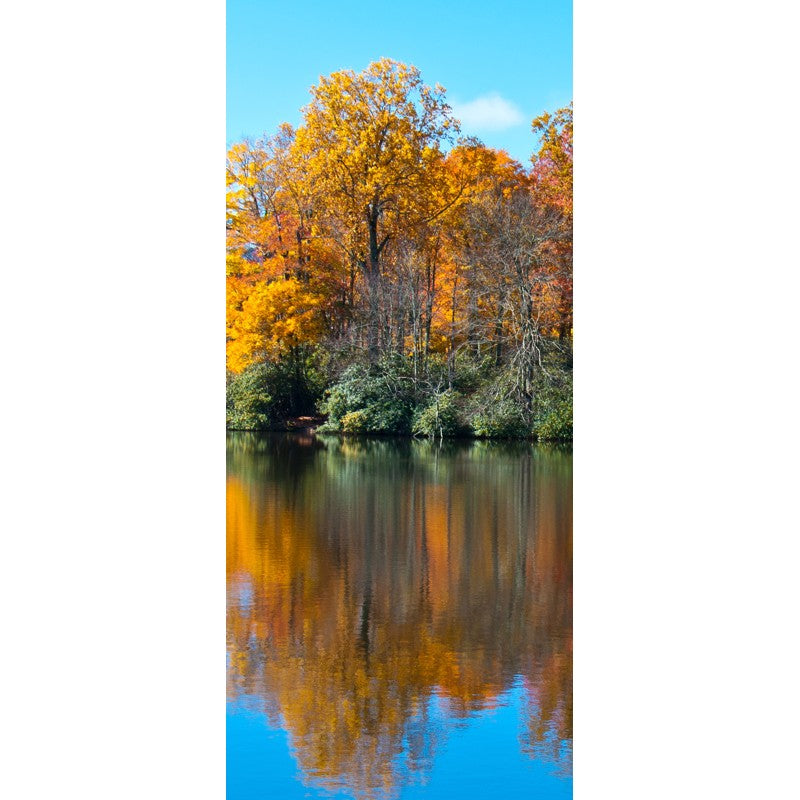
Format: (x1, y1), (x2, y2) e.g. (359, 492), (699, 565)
(451, 93), (525, 132)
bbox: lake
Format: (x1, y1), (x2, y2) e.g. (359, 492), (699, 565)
(227, 432), (572, 799)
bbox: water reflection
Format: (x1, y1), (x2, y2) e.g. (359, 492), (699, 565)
(227, 432), (572, 799)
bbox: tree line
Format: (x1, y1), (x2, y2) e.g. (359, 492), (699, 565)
(226, 58), (572, 440)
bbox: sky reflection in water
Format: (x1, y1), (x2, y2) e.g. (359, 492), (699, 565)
(226, 432), (572, 799)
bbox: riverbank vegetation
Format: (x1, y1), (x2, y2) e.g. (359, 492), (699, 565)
(226, 59), (572, 440)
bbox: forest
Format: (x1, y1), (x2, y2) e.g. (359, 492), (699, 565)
(226, 58), (572, 440)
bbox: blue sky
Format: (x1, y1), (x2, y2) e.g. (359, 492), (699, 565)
(227, 0), (572, 166)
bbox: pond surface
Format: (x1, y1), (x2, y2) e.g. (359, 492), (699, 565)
(227, 432), (572, 799)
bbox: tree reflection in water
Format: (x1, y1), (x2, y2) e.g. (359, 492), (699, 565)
(227, 432), (572, 798)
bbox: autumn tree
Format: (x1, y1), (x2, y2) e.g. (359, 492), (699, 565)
(226, 277), (325, 373)
(531, 102), (573, 219)
(530, 103), (573, 341)
(227, 125), (329, 281)
(294, 58), (460, 359)
(462, 188), (568, 410)
(435, 146), (530, 370)
(226, 126), (347, 400)
(226, 138), (280, 267)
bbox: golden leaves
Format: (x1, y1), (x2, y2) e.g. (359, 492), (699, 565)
(226, 277), (325, 372)
(225, 61), (572, 374)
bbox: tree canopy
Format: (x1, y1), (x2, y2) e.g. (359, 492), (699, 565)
(226, 59), (573, 438)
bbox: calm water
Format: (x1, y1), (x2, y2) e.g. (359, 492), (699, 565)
(227, 432), (572, 799)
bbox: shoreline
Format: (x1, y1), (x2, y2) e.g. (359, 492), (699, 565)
(226, 418), (572, 443)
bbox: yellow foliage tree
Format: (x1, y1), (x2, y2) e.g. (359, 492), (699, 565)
(294, 58), (459, 357)
(227, 278), (325, 373)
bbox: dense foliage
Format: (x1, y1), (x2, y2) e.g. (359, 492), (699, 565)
(226, 59), (572, 440)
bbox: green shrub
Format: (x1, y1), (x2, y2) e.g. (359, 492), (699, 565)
(226, 350), (325, 429)
(314, 420), (340, 434)
(535, 398), (573, 441)
(226, 365), (273, 429)
(470, 397), (531, 439)
(261, 352), (325, 418)
(531, 372), (572, 441)
(412, 390), (465, 438)
(319, 359), (415, 435)
(316, 349), (572, 441)
(340, 410), (369, 433)
(449, 353), (496, 395)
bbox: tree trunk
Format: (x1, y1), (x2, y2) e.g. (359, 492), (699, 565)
(365, 211), (382, 362)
